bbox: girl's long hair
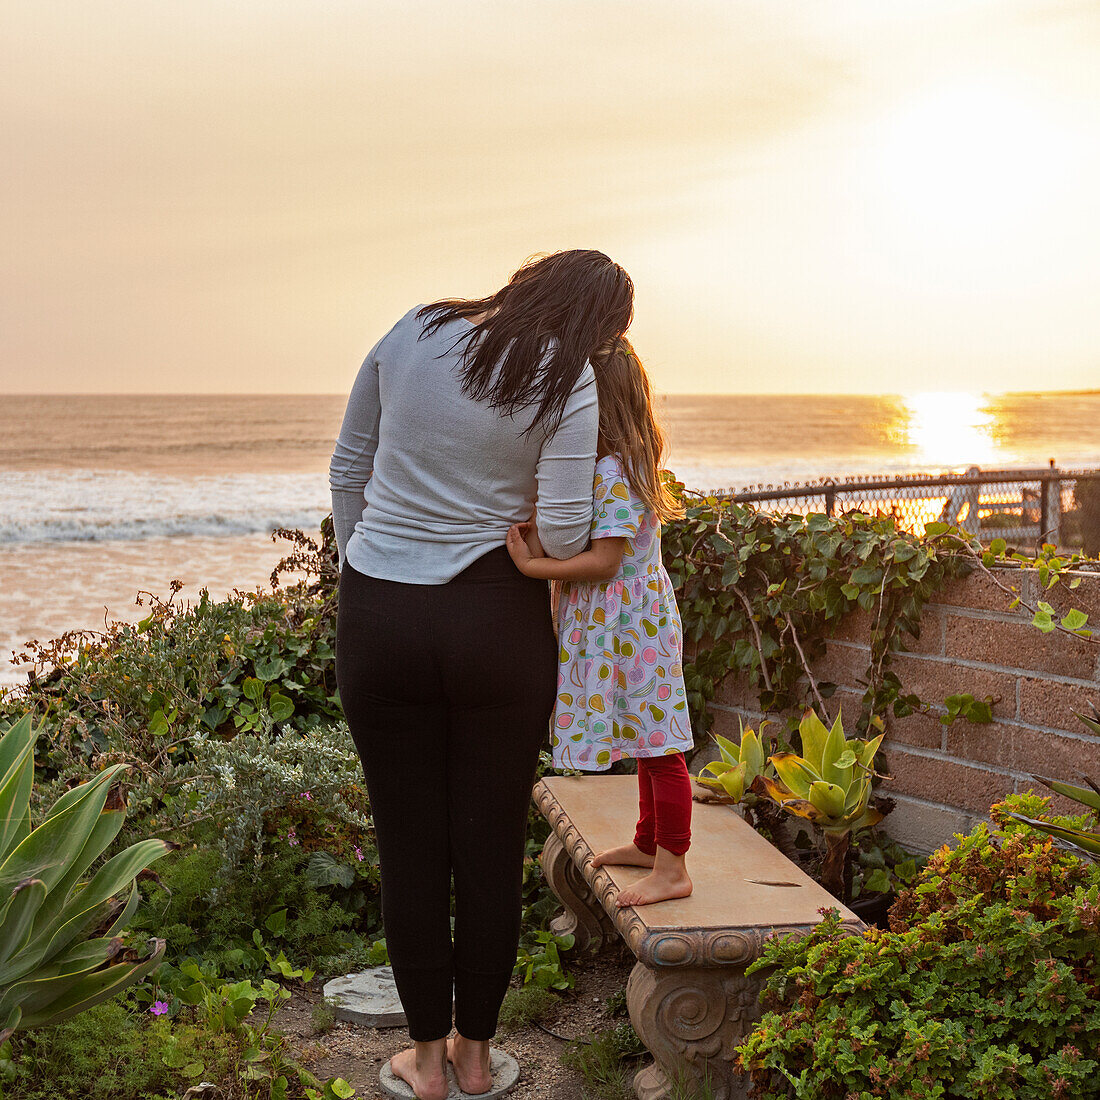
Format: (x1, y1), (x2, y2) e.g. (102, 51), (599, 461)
(594, 337), (684, 523)
(416, 250), (634, 435)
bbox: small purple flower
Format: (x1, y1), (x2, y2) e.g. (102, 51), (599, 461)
(300, 791), (312, 801)
(149, 1001), (170, 1016)
(354, 846), (364, 862)
(287, 828), (299, 847)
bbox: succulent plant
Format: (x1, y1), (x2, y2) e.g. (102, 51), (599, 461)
(752, 708), (886, 900)
(695, 717), (774, 806)
(0, 713), (171, 1041)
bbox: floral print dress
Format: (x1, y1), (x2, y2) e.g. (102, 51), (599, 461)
(551, 454), (692, 771)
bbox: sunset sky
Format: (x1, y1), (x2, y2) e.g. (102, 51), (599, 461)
(3, 0), (1099, 396)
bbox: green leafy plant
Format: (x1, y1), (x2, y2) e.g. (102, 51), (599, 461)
(735, 791), (1100, 1099)
(310, 1000), (337, 1035)
(752, 709), (885, 901)
(305, 1080), (356, 1100)
(0, 714), (170, 1041)
(661, 488), (977, 739)
(514, 929), (575, 990)
(849, 831), (919, 900)
(151, 954), (354, 1100)
(231, 676), (296, 732)
(2, 997), (216, 1100)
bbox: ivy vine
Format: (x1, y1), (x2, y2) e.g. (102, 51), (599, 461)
(936, 526), (1098, 644)
(661, 486), (980, 741)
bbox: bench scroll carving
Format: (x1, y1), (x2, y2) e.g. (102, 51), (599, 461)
(627, 962), (764, 1100)
(539, 832), (618, 953)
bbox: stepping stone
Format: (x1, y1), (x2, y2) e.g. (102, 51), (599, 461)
(322, 966), (409, 1027)
(379, 1049), (519, 1100)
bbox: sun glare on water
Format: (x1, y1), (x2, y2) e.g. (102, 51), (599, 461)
(904, 391), (995, 469)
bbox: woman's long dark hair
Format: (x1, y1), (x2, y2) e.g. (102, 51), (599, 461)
(417, 250), (634, 435)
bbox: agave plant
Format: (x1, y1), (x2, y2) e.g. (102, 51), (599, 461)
(695, 718), (772, 803)
(751, 709), (886, 901)
(0, 713), (171, 1041)
(1002, 708), (1100, 864)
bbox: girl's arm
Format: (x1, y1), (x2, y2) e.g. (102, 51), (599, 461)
(506, 524), (625, 582)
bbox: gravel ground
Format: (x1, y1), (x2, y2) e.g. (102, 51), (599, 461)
(276, 947), (638, 1100)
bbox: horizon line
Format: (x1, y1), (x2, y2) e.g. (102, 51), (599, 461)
(5, 388), (1100, 400)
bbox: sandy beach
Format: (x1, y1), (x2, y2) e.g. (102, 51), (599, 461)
(0, 532), (294, 687)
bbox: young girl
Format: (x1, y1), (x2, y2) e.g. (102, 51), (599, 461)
(506, 338), (694, 907)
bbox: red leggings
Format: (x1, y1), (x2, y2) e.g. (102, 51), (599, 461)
(633, 753), (692, 857)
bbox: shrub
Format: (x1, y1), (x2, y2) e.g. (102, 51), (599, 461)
(176, 721), (373, 889)
(3, 527), (341, 839)
(131, 844), (376, 978)
(3, 963), (357, 1100)
(2, 998), (201, 1100)
(735, 792), (1100, 1098)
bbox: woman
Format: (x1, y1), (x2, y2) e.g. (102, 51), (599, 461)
(330, 249), (634, 1100)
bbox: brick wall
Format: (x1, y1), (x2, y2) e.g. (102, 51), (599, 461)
(697, 568), (1100, 854)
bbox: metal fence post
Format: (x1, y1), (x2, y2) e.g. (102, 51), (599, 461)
(1042, 461), (1061, 547)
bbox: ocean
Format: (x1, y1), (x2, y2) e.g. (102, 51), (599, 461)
(4, 391), (1100, 684)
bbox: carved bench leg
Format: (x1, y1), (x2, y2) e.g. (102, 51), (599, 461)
(626, 960), (765, 1100)
(539, 833), (618, 953)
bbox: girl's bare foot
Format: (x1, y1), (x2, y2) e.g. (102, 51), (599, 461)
(390, 1042), (449, 1100)
(591, 842), (655, 869)
(447, 1033), (493, 1094)
(616, 867), (693, 906)
(615, 847), (692, 907)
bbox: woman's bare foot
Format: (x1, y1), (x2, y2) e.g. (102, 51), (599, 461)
(390, 1042), (449, 1100)
(615, 847), (692, 907)
(447, 1033), (493, 1094)
(591, 842), (655, 869)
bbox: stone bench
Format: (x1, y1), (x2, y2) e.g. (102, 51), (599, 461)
(534, 775), (866, 1100)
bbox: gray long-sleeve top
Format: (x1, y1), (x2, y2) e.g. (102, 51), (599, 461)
(329, 305), (599, 583)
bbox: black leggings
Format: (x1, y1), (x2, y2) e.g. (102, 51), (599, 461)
(335, 547), (556, 1041)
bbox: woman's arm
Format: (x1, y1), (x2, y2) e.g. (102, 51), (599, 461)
(533, 363), (599, 559)
(328, 332), (388, 571)
(507, 524), (625, 582)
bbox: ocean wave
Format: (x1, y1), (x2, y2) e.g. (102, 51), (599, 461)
(6, 455), (1099, 545)
(2, 462), (863, 546)
(0, 470), (330, 545)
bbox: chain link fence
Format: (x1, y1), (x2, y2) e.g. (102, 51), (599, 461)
(705, 466), (1100, 553)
